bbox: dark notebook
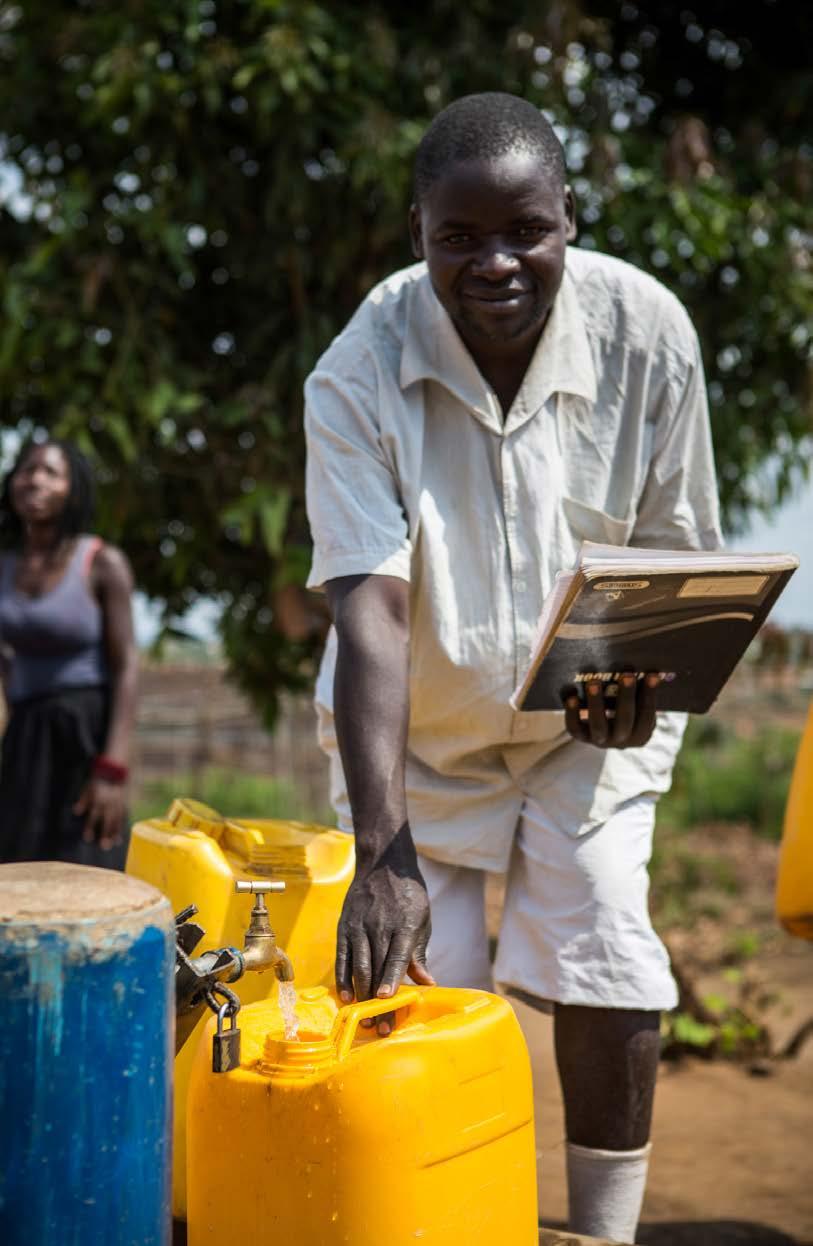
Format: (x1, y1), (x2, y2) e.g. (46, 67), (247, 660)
(512, 542), (799, 715)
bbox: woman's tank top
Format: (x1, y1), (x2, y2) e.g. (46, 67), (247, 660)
(0, 535), (109, 704)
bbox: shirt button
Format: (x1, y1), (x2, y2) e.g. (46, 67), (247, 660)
(515, 579), (527, 593)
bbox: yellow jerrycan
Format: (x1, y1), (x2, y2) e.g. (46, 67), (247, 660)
(776, 701), (813, 939)
(126, 798), (354, 1218)
(187, 985), (538, 1245)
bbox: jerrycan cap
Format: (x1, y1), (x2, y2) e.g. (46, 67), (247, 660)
(166, 797), (225, 841)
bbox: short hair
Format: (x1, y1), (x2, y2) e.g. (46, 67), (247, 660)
(0, 438), (97, 547)
(413, 92), (566, 201)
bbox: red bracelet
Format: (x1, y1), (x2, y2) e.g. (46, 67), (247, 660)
(92, 756), (129, 785)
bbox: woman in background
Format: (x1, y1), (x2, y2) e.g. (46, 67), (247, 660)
(0, 438), (137, 868)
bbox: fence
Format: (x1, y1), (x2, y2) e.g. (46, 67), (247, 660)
(133, 662), (330, 816)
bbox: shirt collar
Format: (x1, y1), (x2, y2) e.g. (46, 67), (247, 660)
(399, 270), (503, 427)
(400, 253), (597, 431)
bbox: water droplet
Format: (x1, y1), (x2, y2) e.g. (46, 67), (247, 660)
(331, 1211), (339, 1222)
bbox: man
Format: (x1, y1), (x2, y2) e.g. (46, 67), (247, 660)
(305, 92), (721, 1242)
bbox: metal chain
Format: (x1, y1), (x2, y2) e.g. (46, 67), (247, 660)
(203, 980), (241, 1019)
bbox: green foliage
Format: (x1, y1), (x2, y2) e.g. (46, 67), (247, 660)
(662, 1005), (767, 1060)
(131, 766), (332, 825)
(659, 718), (801, 840)
(724, 930), (762, 964)
(662, 987), (770, 1061)
(1, 1), (811, 718)
(664, 1012), (717, 1051)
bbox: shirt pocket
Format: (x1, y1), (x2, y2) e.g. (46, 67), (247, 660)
(562, 495), (635, 547)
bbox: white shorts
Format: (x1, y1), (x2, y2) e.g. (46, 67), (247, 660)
(420, 793), (678, 1012)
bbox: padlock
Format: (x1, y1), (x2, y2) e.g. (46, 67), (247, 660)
(212, 1001), (241, 1073)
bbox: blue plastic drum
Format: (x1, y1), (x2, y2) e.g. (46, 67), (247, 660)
(0, 862), (174, 1245)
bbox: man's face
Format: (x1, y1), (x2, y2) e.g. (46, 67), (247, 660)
(410, 150), (576, 361)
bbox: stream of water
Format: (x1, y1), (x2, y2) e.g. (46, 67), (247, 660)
(278, 980), (300, 1041)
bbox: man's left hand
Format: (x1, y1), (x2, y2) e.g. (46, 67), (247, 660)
(562, 672), (662, 749)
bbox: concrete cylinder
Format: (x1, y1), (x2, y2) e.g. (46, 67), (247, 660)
(0, 862), (174, 1246)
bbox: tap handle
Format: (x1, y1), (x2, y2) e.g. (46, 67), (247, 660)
(235, 880), (286, 895)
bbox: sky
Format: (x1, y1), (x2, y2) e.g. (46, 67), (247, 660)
(727, 479), (812, 628)
(134, 477), (813, 647)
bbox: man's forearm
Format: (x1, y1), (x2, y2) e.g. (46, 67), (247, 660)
(329, 575), (412, 866)
(327, 575), (433, 1006)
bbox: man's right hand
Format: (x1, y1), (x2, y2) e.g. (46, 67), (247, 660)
(335, 825), (435, 1034)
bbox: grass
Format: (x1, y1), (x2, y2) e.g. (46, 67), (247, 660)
(658, 717), (801, 841)
(651, 716), (802, 1056)
(646, 717), (801, 928)
(131, 767), (334, 827)
(650, 830), (742, 928)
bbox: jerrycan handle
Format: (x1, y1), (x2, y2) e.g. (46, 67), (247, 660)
(332, 987), (421, 1062)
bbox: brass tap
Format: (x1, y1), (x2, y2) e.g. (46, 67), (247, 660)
(234, 880), (294, 981)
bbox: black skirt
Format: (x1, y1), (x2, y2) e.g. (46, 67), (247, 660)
(0, 686), (130, 869)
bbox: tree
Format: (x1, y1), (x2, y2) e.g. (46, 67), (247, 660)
(1, 0), (810, 721)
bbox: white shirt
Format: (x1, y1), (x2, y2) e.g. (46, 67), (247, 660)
(305, 247), (723, 870)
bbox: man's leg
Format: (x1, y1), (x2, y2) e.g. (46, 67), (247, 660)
(554, 1004), (659, 1243)
(553, 1004), (660, 1151)
(495, 794), (676, 1243)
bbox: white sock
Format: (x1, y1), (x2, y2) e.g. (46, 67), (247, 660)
(566, 1140), (651, 1243)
